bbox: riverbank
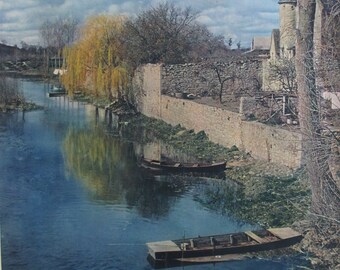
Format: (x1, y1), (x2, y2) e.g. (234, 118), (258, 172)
(124, 114), (309, 226)
(121, 114), (340, 270)
(0, 70), (46, 79)
(0, 73), (44, 112)
(0, 101), (43, 112)
(4, 72), (336, 268)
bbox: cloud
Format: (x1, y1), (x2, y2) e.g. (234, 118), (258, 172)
(0, 0), (280, 47)
(0, 0), (38, 11)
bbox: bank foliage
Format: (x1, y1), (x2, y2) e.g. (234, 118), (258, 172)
(60, 3), (229, 102)
(0, 75), (22, 105)
(61, 16), (129, 100)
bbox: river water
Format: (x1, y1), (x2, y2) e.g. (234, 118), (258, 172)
(0, 78), (307, 269)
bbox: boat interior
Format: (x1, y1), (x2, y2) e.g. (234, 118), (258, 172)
(173, 230), (279, 250)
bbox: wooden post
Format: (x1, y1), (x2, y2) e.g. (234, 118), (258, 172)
(282, 95), (286, 115)
(0, 225), (2, 270)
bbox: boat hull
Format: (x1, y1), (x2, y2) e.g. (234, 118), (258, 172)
(140, 159), (226, 174)
(48, 91), (67, 97)
(147, 228), (303, 262)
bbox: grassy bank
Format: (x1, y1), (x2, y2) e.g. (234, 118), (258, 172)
(66, 94), (338, 268)
(125, 114), (340, 269)
(124, 114), (311, 226)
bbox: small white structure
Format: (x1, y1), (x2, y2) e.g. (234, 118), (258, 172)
(323, 92), (340, 110)
(53, 69), (67, 75)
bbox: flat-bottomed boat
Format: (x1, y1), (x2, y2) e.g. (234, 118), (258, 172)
(146, 227), (302, 263)
(140, 158), (226, 173)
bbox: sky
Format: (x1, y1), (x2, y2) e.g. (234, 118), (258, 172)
(0, 0), (279, 48)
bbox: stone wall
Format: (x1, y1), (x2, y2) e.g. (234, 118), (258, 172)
(240, 120), (302, 166)
(136, 64), (303, 168)
(161, 96), (302, 168)
(134, 64), (162, 118)
(161, 96), (243, 147)
(161, 58), (262, 99)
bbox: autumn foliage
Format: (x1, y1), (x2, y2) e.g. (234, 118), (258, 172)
(62, 15), (129, 100)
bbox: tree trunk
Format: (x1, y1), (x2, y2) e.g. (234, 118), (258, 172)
(296, 0), (340, 222)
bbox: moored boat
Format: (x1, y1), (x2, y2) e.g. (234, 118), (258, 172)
(48, 85), (67, 97)
(48, 91), (67, 97)
(140, 158), (226, 173)
(146, 227), (302, 263)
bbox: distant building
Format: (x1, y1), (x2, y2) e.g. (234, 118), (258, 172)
(251, 36), (271, 51)
(263, 0), (297, 91)
(269, 29), (280, 62)
(0, 43), (22, 61)
(277, 0), (297, 59)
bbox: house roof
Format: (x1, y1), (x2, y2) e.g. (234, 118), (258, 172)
(251, 36), (271, 50)
(271, 29), (280, 53)
(278, 0), (297, 4)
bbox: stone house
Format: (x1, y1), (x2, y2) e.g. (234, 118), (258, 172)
(263, 0), (298, 92)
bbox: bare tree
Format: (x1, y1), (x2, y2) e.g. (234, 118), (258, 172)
(40, 17), (79, 49)
(210, 62), (236, 103)
(208, 57), (262, 103)
(187, 24), (228, 61)
(269, 58), (297, 93)
(40, 16), (79, 72)
(0, 75), (24, 106)
(121, 2), (229, 68)
(296, 0), (339, 225)
(121, 2), (197, 66)
(318, 0), (340, 94)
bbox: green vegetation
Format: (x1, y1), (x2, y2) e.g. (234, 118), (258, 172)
(119, 114), (311, 227)
(122, 114), (310, 227)
(126, 114), (244, 162)
(63, 112), (311, 227)
(0, 75), (42, 112)
(61, 3), (230, 104)
(62, 16), (129, 100)
(226, 167), (310, 227)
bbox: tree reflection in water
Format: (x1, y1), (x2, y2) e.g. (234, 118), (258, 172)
(63, 127), (181, 218)
(64, 124), (277, 225)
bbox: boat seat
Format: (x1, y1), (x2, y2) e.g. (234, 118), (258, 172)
(210, 237), (218, 246)
(245, 231), (268, 243)
(229, 235), (238, 245)
(174, 163), (181, 167)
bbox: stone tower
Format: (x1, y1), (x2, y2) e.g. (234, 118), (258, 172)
(278, 0), (297, 58)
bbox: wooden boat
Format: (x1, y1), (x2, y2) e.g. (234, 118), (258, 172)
(48, 91), (66, 97)
(140, 158), (226, 173)
(146, 227), (302, 263)
(48, 86), (67, 97)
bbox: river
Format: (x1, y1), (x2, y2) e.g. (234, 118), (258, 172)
(0, 78), (308, 269)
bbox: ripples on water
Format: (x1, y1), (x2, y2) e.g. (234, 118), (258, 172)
(0, 79), (308, 269)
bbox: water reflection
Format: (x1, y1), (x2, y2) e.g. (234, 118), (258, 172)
(63, 127), (183, 218)
(0, 78), (310, 270)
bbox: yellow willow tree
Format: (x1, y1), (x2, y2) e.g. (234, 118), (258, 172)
(62, 15), (129, 100)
